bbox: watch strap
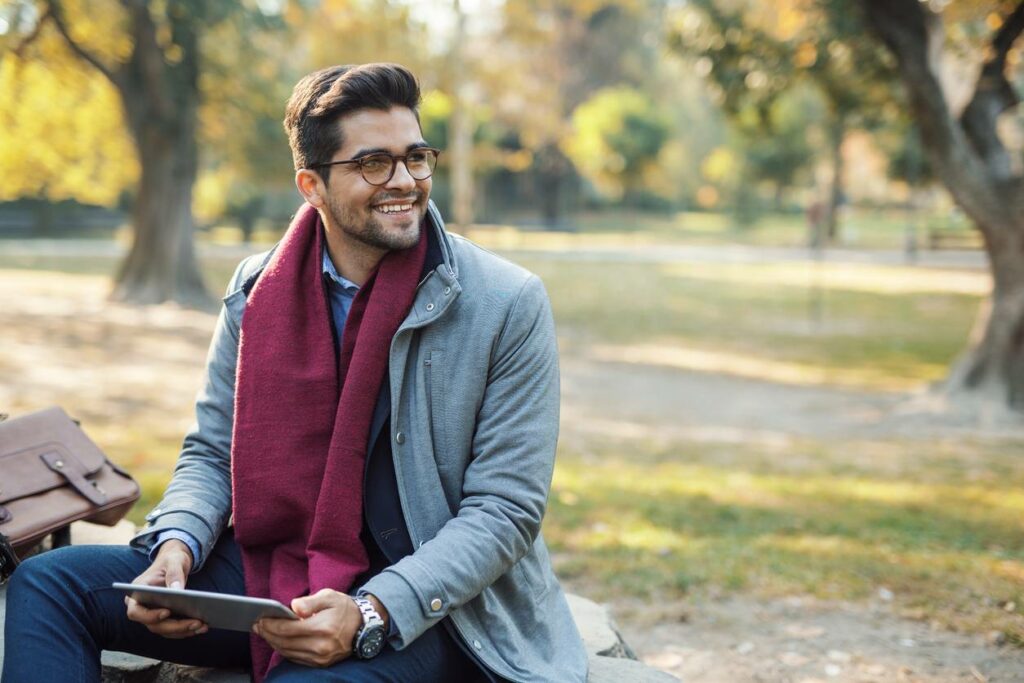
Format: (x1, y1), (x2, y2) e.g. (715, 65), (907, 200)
(353, 596), (383, 626)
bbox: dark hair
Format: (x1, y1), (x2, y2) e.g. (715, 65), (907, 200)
(283, 63), (422, 182)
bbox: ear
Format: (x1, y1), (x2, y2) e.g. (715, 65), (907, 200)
(295, 169), (326, 208)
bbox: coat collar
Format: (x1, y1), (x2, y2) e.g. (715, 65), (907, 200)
(241, 200), (456, 299)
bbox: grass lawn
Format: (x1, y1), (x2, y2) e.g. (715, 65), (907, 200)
(1, 230), (1019, 645)
(518, 257), (985, 391)
(546, 437), (1024, 644)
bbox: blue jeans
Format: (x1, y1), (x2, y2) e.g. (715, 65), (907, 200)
(1, 532), (487, 683)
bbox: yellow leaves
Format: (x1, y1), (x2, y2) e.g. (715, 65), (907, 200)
(192, 168), (226, 222)
(701, 146), (737, 183)
(0, 53), (137, 205)
(563, 86), (668, 200)
(61, 0), (132, 63)
(421, 89), (453, 121)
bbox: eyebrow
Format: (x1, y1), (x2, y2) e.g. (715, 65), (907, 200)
(350, 141), (430, 160)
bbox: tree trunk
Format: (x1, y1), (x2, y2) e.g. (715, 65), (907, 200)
(448, 0), (473, 235)
(110, 117), (207, 306)
(946, 228), (1024, 408)
(824, 115), (845, 243)
(536, 144), (568, 229)
(46, 0), (210, 307)
(863, 0), (1024, 412)
(108, 2), (209, 307)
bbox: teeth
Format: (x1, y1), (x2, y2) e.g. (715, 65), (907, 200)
(375, 203), (413, 214)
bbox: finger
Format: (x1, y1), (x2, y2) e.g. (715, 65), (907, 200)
(164, 564), (187, 590)
(258, 615), (315, 639)
(132, 561), (170, 586)
(125, 598), (172, 625)
(291, 588), (342, 618)
(147, 618), (208, 638)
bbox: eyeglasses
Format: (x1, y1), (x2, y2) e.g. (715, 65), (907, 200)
(311, 148), (440, 186)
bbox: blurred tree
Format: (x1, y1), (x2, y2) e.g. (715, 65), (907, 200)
(3, 0), (282, 306)
(876, 116), (933, 191)
(861, 0), (1024, 411)
(480, 0), (665, 226)
(193, 8), (301, 240)
(723, 85), (821, 225)
(672, 0), (896, 238)
(564, 86), (670, 204)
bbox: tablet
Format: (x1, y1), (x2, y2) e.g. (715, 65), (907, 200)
(113, 583), (298, 632)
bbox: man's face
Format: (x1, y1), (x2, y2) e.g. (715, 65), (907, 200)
(320, 106), (431, 253)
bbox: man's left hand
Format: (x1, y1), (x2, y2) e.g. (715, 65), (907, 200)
(254, 589), (361, 667)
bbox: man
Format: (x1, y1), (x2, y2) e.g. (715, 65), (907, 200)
(2, 63), (588, 683)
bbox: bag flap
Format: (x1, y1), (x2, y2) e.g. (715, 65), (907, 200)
(0, 407), (107, 505)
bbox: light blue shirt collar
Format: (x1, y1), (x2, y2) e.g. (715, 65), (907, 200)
(321, 245), (360, 291)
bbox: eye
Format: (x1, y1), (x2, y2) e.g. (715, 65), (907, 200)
(407, 150), (428, 164)
(360, 155), (391, 172)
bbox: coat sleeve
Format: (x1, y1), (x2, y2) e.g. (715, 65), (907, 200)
(129, 258), (254, 572)
(358, 274), (560, 647)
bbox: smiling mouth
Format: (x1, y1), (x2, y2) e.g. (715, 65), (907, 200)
(372, 203), (415, 216)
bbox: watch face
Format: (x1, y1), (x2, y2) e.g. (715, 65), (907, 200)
(357, 624), (386, 659)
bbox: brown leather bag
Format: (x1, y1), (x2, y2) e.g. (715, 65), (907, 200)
(0, 406), (141, 576)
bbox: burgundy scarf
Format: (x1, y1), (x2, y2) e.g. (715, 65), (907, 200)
(231, 202), (427, 680)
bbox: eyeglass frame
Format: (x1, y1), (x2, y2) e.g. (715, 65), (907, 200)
(309, 147), (441, 186)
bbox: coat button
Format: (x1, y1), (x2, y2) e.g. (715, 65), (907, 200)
(430, 598), (442, 611)
(473, 640), (482, 649)
(395, 432), (405, 444)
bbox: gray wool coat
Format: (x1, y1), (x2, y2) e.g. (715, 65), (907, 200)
(131, 202), (589, 683)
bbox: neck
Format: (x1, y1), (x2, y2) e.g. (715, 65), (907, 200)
(321, 221), (386, 287)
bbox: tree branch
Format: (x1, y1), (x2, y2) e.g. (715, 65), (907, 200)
(44, 0), (121, 90)
(958, 2), (1024, 180)
(991, 0), (1024, 74)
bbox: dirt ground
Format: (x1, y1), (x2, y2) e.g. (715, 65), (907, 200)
(557, 358), (1024, 681)
(3, 265), (1024, 682)
(610, 593), (1024, 682)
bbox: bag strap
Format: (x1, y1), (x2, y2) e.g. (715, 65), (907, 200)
(40, 451), (109, 506)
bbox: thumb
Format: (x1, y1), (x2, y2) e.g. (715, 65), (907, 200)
(164, 563), (187, 590)
(291, 588), (340, 618)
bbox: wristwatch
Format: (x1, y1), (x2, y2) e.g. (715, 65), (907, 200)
(352, 596), (387, 659)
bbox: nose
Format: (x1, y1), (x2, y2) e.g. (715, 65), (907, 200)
(386, 159), (417, 192)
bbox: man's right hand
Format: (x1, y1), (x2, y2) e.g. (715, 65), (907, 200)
(124, 539), (209, 638)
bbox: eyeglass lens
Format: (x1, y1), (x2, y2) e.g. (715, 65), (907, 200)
(361, 149), (437, 185)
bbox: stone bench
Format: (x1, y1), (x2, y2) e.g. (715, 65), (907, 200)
(1, 521), (678, 682)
